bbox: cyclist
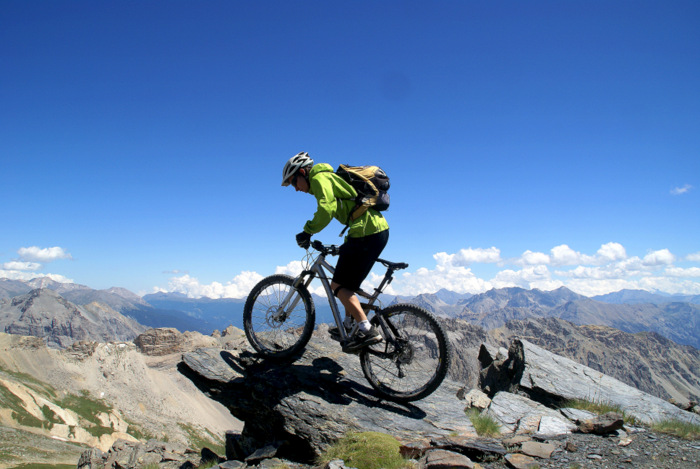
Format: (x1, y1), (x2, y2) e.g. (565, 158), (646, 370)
(282, 151), (390, 352)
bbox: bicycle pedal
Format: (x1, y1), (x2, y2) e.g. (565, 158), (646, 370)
(341, 344), (362, 355)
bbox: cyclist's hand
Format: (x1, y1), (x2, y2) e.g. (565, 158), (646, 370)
(295, 231), (311, 249)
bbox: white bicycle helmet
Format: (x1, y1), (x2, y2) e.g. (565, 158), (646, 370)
(281, 152), (314, 186)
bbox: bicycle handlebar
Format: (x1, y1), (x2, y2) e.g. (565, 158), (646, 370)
(310, 239), (340, 256)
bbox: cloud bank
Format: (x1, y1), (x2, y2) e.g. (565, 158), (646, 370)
(0, 246), (73, 283)
(388, 242), (700, 297)
(155, 242), (700, 299)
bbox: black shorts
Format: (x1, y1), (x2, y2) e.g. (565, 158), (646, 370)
(332, 230), (389, 292)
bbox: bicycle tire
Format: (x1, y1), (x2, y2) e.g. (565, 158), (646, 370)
(360, 303), (451, 402)
(243, 274), (315, 360)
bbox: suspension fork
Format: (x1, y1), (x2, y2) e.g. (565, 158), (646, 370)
(271, 269), (317, 322)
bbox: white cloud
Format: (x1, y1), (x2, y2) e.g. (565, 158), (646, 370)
(153, 242), (700, 299)
(492, 265), (562, 291)
(518, 250), (551, 266)
(665, 266), (700, 278)
(670, 184), (692, 195)
(685, 252), (700, 262)
(274, 261), (305, 277)
(637, 276), (700, 295)
(595, 242), (627, 264)
(2, 261), (41, 271)
(0, 269), (73, 283)
(513, 243), (627, 268)
(161, 271), (264, 299)
(643, 249), (675, 266)
(550, 244), (585, 266)
(17, 246), (72, 263)
(390, 264), (492, 296)
(434, 247), (501, 267)
(408, 242), (700, 296)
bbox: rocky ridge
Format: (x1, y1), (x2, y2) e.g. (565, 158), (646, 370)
(131, 326), (700, 469)
(0, 288), (146, 348)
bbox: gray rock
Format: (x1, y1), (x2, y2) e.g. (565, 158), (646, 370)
(485, 392), (577, 435)
(421, 449), (477, 468)
(180, 337), (474, 462)
(134, 328), (184, 356)
(578, 412), (624, 435)
(520, 441), (556, 459)
(504, 452), (539, 469)
(480, 339), (700, 425)
(559, 407), (597, 423)
(430, 435), (506, 461)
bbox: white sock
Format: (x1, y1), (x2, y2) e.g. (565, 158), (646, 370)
(358, 320), (371, 333)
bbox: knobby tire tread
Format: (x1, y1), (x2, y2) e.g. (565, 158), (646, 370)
(360, 303), (451, 402)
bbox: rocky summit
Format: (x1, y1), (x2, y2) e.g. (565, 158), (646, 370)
(122, 325), (699, 469)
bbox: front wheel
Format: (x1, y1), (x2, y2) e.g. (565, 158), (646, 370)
(243, 274), (315, 360)
(360, 303), (451, 402)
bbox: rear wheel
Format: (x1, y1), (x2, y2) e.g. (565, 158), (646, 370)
(243, 274), (315, 360)
(360, 303), (451, 402)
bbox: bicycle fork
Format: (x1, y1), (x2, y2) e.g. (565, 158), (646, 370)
(268, 274), (311, 323)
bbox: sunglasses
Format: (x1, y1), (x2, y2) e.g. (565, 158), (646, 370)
(290, 173), (302, 187)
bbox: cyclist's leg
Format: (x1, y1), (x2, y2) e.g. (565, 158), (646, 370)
(330, 283), (366, 323)
(331, 230), (389, 347)
(331, 229), (389, 322)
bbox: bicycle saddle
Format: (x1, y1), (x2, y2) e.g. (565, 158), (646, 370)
(377, 258), (408, 270)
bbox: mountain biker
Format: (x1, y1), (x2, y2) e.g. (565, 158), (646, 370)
(282, 151), (390, 352)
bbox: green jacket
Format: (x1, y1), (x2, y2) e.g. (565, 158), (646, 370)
(303, 163), (389, 238)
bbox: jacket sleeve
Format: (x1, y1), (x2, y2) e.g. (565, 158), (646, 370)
(303, 174), (338, 234)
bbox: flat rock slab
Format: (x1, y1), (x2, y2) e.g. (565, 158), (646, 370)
(480, 339), (700, 425)
(486, 392), (577, 435)
(180, 337), (474, 461)
(422, 449), (479, 469)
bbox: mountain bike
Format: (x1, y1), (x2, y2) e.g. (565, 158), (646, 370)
(243, 240), (451, 402)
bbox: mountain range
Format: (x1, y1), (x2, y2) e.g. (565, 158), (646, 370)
(1, 278), (699, 350)
(413, 286), (700, 349)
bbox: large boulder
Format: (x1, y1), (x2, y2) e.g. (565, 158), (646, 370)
(479, 339), (700, 425)
(179, 328), (473, 462)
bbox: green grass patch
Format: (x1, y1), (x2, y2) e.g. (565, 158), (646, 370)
(0, 383), (29, 416)
(651, 419), (700, 440)
(179, 423), (225, 457)
(123, 420), (159, 442)
(317, 431), (411, 469)
(0, 365), (58, 400)
(562, 398), (638, 425)
(56, 390), (111, 424)
(85, 425), (114, 438)
(466, 408), (500, 437)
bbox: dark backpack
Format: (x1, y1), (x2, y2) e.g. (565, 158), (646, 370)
(335, 164), (390, 235)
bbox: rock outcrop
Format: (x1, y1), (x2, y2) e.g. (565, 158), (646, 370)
(174, 331), (700, 468)
(179, 326), (473, 463)
(478, 339), (700, 426)
(0, 288), (146, 348)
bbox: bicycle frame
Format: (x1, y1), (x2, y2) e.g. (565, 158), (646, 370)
(273, 243), (398, 343)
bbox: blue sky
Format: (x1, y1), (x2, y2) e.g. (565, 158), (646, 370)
(2, 1), (699, 298)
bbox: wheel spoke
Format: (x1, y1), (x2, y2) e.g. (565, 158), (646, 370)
(360, 304), (450, 401)
(243, 275), (315, 359)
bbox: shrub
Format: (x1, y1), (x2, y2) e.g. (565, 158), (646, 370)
(466, 408), (500, 437)
(317, 431), (411, 469)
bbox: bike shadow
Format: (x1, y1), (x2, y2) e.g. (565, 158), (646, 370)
(219, 349), (427, 420)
